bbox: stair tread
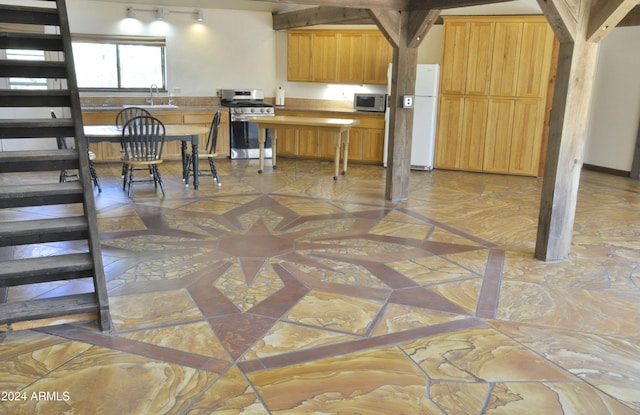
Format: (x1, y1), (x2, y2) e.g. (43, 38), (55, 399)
(0, 90), (71, 108)
(0, 4), (60, 26)
(0, 252), (93, 283)
(0, 293), (98, 326)
(0, 90), (69, 97)
(0, 60), (67, 78)
(0, 149), (77, 161)
(0, 182), (83, 200)
(0, 216), (88, 247)
(0, 118), (77, 139)
(0, 118), (75, 128)
(0, 32), (63, 51)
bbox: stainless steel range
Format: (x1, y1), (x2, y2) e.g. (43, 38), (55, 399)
(221, 89), (275, 159)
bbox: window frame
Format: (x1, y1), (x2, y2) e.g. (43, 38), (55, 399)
(71, 34), (167, 93)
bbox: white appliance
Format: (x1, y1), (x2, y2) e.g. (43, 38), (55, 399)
(384, 63), (440, 170)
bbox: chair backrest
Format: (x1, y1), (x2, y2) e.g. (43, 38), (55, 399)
(121, 116), (165, 161)
(205, 111), (221, 154)
(115, 107), (152, 127)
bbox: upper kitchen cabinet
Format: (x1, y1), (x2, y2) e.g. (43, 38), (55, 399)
(311, 32), (339, 83)
(287, 29), (392, 85)
(287, 31), (313, 81)
(338, 32), (364, 84)
(435, 15), (557, 177)
(362, 32), (393, 85)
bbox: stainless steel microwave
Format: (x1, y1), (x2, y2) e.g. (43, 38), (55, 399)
(354, 93), (386, 112)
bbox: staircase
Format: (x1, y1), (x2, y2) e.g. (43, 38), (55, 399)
(0, 0), (110, 331)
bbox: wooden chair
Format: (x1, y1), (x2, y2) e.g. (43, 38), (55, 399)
(121, 115), (166, 197)
(51, 111), (101, 192)
(115, 107), (152, 179)
(184, 111), (222, 187)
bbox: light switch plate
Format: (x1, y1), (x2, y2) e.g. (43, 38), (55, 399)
(402, 95), (414, 108)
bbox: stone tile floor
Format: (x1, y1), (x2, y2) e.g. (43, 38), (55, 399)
(1, 159), (639, 414)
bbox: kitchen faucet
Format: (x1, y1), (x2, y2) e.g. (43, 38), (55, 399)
(149, 84), (158, 106)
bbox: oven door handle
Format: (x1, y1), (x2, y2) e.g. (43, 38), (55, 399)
(231, 115), (273, 122)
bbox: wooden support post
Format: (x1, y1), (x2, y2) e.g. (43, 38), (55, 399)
(630, 112), (640, 179)
(371, 8), (439, 201)
(535, 39), (599, 261)
(386, 36), (418, 201)
(534, 0), (635, 261)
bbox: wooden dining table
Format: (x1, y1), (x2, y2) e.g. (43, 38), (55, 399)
(83, 124), (210, 189)
(248, 115), (360, 180)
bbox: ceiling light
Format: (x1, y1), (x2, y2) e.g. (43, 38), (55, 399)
(126, 7), (135, 19)
(156, 8), (164, 20)
(196, 10), (204, 22)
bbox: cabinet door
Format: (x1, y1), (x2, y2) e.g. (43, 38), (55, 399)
(460, 97), (488, 170)
(362, 32), (392, 85)
(509, 99), (544, 175)
(440, 21), (469, 95)
(517, 22), (555, 98)
(338, 32), (364, 84)
(288, 31), (313, 81)
(435, 95), (464, 169)
(484, 99), (515, 173)
(218, 112), (230, 157)
(465, 22), (494, 96)
(317, 128), (336, 159)
(275, 127), (298, 156)
(359, 128), (384, 163)
(347, 128), (362, 161)
(490, 22), (522, 97)
(312, 32), (338, 82)
(298, 127), (318, 157)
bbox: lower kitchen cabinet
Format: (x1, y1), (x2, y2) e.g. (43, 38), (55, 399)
(272, 110), (385, 164)
(82, 109), (230, 162)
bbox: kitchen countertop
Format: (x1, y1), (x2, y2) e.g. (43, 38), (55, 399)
(274, 106), (385, 116)
(81, 105), (226, 112)
(82, 105), (385, 116)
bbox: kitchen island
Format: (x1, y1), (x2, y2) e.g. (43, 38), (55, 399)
(249, 115), (359, 179)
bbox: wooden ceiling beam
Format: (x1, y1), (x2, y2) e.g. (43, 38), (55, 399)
(368, 9), (402, 47)
(273, 7), (373, 30)
(587, 0), (638, 42)
(256, 0), (410, 10)
(617, 5), (640, 26)
(407, 9), (441, 47)
(409, 0), (513, 9)
(535, 0), (580, 42)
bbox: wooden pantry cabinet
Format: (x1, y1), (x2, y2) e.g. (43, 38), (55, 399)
(273, 110), (385, 164)
(287, 29), (392, 85)
(82, 109), (230, 162)
(435, 16), (557, 176)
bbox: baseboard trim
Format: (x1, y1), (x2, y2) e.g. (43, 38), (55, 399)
(582, 164), (630, 177)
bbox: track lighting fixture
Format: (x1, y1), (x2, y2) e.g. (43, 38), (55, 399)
(125, 7), (204, 22)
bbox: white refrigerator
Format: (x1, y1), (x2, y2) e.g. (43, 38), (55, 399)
(384, 63), (440, 170)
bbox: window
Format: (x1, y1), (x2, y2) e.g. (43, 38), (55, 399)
(7, 49), (47, 90)
(71, 35), (166, 91)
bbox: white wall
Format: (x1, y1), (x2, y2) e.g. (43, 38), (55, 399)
(66, 0), (277, 97)
(585, 26), (640, 171)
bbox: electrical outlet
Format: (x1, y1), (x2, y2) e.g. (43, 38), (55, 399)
(402, 95), (414, 108)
